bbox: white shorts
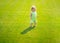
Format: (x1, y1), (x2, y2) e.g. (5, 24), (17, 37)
(30, 20), (37, 23)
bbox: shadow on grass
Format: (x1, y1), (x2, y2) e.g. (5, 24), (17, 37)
(21, 26), (35, 34)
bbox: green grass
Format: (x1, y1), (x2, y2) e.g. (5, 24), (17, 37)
(0, 0), (60, 43)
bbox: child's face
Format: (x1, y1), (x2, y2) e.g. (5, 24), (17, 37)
(31, 8), (36, 12)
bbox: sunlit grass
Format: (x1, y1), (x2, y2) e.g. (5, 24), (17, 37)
(0, 0), (60, 43)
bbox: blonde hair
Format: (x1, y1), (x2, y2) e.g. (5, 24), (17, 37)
(31, 5), (36, 10)
(31, 5), (36, 9)
(32, 5), (36, 8)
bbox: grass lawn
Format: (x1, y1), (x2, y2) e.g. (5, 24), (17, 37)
(0, 0), (60, 43)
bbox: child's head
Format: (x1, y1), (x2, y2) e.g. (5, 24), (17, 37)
(31, 5), (36, 12)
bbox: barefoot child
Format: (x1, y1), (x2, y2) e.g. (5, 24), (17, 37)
(30, 5), (37, 27)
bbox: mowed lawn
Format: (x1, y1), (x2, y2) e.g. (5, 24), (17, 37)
(0, 0), (60, 43)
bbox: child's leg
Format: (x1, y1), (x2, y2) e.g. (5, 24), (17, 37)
(30, 20), (33, 27)
(30, 23), (33, 27)
(34, 21), (37, 27)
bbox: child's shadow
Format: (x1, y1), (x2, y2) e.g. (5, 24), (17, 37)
(21, 26), (35, 34)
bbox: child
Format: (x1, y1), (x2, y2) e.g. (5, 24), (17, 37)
(30, 5), (37, 27)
